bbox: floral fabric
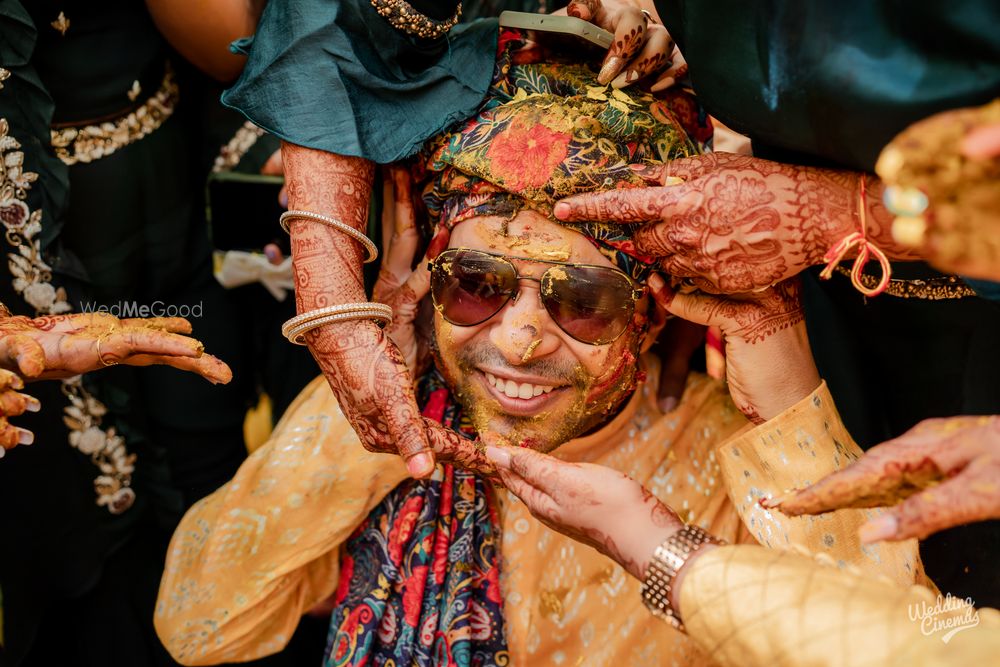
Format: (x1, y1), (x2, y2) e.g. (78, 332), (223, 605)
(324, 373), (508, 667)
(418, 30), (712, 281)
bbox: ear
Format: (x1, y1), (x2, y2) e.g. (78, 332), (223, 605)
(640, 295), (669, 354)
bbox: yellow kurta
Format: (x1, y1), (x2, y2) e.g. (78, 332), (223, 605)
(155, 358), (924, 666)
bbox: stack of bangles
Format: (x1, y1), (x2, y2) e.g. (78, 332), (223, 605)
(282, 302), (393, 345)
(279, 210), (390, 345)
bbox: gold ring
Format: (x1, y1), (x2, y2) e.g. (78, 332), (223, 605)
(95, 329), (118, 367)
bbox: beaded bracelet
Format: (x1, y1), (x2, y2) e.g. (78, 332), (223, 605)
(282, 303), (393, 345)
(279, 210), (379, 264)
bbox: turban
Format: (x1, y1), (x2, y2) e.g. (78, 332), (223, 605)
(417, 29), (712, 281)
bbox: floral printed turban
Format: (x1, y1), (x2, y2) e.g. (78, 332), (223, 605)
(417, 29), (712, 282)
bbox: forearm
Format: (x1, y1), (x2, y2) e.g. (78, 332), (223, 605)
(675, 545), (996, 667)
(145, 0), (264, 82)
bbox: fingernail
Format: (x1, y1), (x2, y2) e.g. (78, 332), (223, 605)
(553, 202), (571, 220)
(611, 68), (641, 89)
(26, 397), (41, 412)
(18, 429), (33, 445)
(264, 245), (280, 263)
(11, 376), (23, 390)
(658, 396), (678, 413)
(407, 452), (434, 477)
(650, 76), (675, 92)
(598, 56), (626, 85)
(484, 445), (511, 469)
(760, 491), (794, 510)
(278, 190), (289, 208)
(859, 514), (898, 543)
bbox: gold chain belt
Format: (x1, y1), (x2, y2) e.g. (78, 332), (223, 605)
(833, 265), (978, 300)
(50, 64), (179, 166)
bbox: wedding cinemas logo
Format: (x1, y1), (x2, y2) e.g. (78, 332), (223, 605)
(908, 593), (980, 643)
(79, 300), (204, 318)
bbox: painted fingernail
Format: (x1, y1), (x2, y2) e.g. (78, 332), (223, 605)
(859, 514), (898, 543)
(264, 244), (280, 264)
(278, 190), (289, 208)
(407, 452), (434, 477)
(658, 396), (678, 414)
(25, 397), (41, 412)
(553, 202), (571, 220)
(598, 56), (626, 85)
(18, 429), (34, 445)
(484, 445), (511, 469)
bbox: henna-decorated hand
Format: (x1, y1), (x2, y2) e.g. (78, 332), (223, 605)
(0, 368), (40, 455)
(283, 144), (445, 478)
(559, 0), (675, 88)
(372, 167), (446, 375)
(0, 313), (231, 383)
(767, 415), (1000, 542)
(876, 100), (1000, 282)
(648, 275), (819, 423)
(554, 153), (917, 293)
(485, 443), (683, 579)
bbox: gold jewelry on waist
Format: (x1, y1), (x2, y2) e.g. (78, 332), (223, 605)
(50, 63), (179, 166)
(832, 265), (978, 300)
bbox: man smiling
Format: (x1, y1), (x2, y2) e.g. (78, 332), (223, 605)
(155, 33), (925, 667)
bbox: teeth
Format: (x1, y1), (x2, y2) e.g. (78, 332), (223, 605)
(483, 372), (555, 399)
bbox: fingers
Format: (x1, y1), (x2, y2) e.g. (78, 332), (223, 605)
(492, 465), (561, 520)
(566, 0), (600, 22)
(486, 444), (563, 496)
(384, 166), (421, 279)
(122, 353), (233, 384)
(598, 3), (648, 85)
(264, 243), (285, 266)
(0, 369), (24, 392)
(610, 23), (672, 89)
(769, 430), (944, 515)
(553, 183), (686, 223)
(99, 327), (205, 364)
(650, 279), (723, 328)
(385, 377), (435, 478)
(260, 148), (283, 176)
(0, 415), (33, 450)
(120, 317), (192, 334)
(961, 122), (1000, 160)
(1, 333), (45, 378)
(860, 456), (1000, 542)
(0, 388), (41, 417)
(425, 419), (494, 476)
(653, 318), (706, 413)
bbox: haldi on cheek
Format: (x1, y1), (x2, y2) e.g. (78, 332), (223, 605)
(431, 213), (650, 452)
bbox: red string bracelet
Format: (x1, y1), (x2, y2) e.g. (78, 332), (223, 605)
(818, 173), (892, 297)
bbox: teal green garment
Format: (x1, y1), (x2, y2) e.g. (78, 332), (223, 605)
(222, 0), (499, 163)
(656, 0), (1000, 171)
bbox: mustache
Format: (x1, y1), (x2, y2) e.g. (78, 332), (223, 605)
(456, 340), (581, 383)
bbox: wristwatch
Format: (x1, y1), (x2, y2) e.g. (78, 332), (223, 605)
(641, 525), (724, 631)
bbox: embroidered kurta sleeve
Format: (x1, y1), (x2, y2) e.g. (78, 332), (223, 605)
(679, 545), (1000, 667)
(154, 377), (409, 665)
(716, 381), (925, 586)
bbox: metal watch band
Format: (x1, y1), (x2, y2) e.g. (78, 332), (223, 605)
(640, 525), (723, 631)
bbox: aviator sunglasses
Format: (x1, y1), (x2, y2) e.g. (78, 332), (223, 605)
(428, 248), (647, 345)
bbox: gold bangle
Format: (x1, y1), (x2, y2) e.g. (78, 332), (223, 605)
(369, 0), (462, 41)
(282, 303), (393, 345)
(279, 210), (379, 264)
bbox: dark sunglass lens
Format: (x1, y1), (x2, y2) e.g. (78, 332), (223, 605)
(541, 266), (635, 344)
(432, 250), (516, 326)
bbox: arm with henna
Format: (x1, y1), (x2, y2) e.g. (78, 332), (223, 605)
(282, 143), (436, 477)
(555, 153), (922, 294)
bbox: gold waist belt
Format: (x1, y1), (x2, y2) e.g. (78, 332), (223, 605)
(50, 64), (179, 166)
